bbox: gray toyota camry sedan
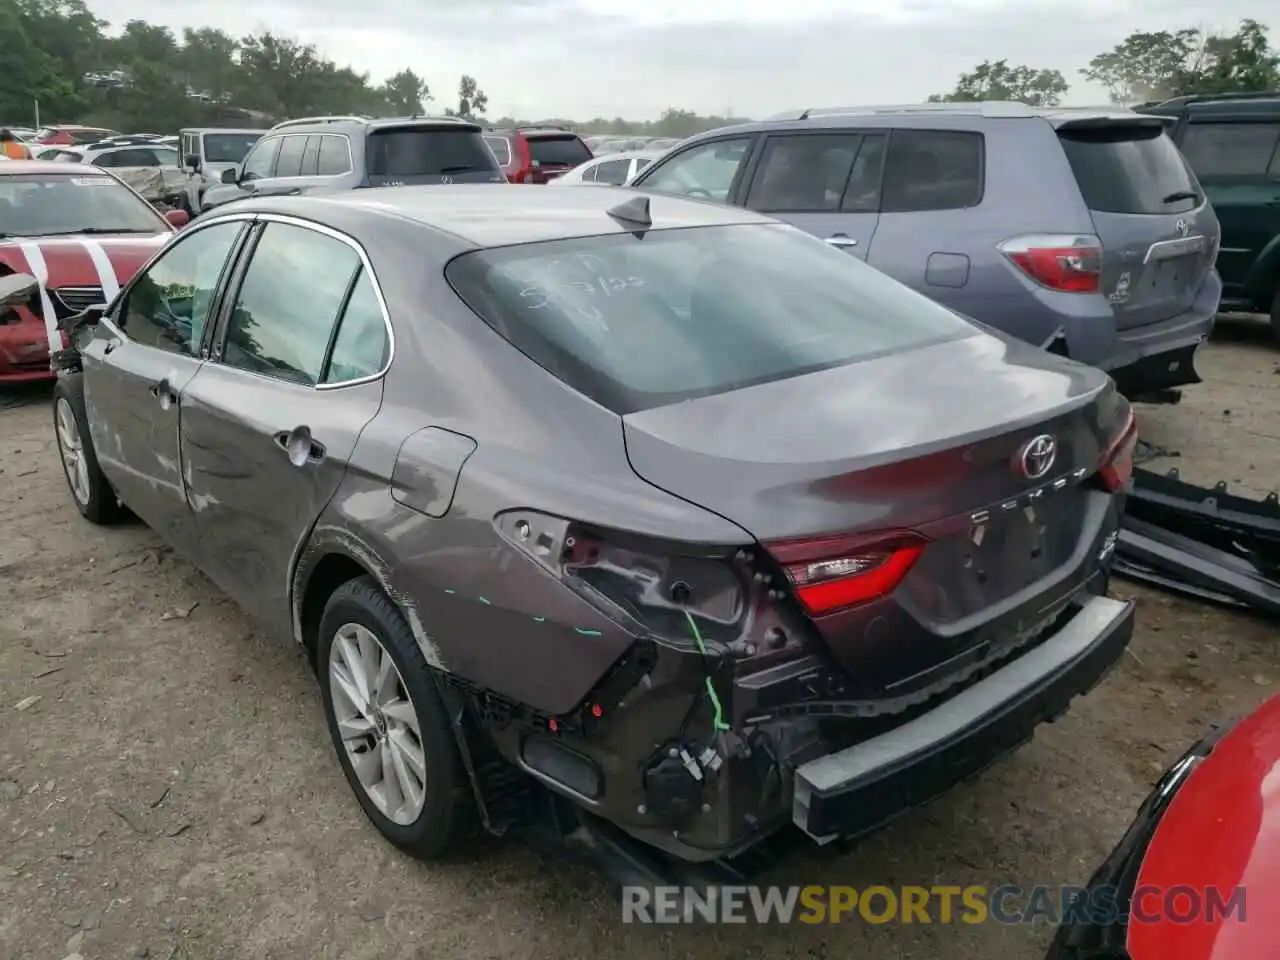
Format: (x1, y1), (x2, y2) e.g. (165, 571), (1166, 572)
(29, 184), (1138, 878)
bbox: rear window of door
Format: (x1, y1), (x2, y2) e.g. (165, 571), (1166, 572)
(300, 136), (321, 176)
(881, 130), (983, 212)
(316, 135), (351, 176)
(1178, 121), (1280, 178)
(102, 148), (163, 167)
(483, 135), (512, 167)
(592, 158), (631, 185)
(526, 135), (591, 167)
(364, 128), (499, 182)
(219, 222), (363, 385)
(746, 132), (886, 213)
(273, 135), (307, 177)
(1058, 124), (1200, 214)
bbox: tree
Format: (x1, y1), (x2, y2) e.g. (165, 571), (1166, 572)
(378, 69), (430, 115)
(928, 59), (1068, 106)
(1084, 20), (1280, 105)
(454, 75), (487, 119)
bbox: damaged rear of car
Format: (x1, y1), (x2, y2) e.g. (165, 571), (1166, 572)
(439, 214), (1138, 871)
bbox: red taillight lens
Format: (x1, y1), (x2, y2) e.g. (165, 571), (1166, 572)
(1098, 408), (1138, 492)
(998, 234), (1102, 293)
(766, 531), (927, 616)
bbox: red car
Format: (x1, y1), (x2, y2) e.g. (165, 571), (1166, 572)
(1048, 694), (1280, 960)
(0, 161), (186, 383)
(482, 127), (593, 183)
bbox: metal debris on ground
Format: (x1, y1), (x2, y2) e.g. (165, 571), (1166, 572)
(1116, 466), (1280, 616)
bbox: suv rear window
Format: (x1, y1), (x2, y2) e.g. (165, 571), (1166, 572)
(365, 128), (499, 180)
(445, 223), (974, 414)
(1058, 125), (1201, 215)
(526, 135), (591, 167)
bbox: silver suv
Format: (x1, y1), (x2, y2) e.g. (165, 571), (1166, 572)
(630, 102), (1222, 397)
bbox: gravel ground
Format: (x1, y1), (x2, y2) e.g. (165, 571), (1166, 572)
(2, 321), (1278, 960)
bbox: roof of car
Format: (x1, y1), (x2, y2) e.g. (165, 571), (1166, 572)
(0, 160), (103, 175)
(180, 127), (265, 134)
(239, 184), (774, 248)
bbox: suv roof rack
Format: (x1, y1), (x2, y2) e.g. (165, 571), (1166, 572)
(1151, 90), (1280, 108)
(767, 101), (1040, 121)
(269, 115), (371, 131)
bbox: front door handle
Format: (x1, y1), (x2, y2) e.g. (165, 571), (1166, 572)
(149, 378), (177, 409)
(825, 234), (859, 248)
(103, 338), (121, 355)
(274, 427), (325, 466)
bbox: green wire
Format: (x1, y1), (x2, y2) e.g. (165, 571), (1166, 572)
(684, 608), (730, 731)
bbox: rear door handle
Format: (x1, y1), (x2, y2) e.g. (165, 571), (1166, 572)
(274, 427), (326, 466)
(826, 234), (858, 248)
(103, 338), (120, 355)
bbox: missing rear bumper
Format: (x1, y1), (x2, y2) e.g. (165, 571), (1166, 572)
(793, 594), (1134, 842)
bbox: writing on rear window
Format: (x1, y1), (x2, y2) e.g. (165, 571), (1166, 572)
(71, 177), (114, 186)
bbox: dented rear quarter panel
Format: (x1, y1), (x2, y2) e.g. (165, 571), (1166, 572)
(289, 212), (750, 715)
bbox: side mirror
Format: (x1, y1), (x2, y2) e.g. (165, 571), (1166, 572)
(0, 272), (38, 309)
(221, 167), (238, 184)
(184, 153), (200, 171)
(164, 208), (190, 228)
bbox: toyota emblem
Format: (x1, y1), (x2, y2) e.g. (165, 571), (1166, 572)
(1017, 434), (1058, 480)
(1175, 218), (1189, 237)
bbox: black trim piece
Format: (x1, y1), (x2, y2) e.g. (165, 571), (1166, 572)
(800, 600), (1134, 839)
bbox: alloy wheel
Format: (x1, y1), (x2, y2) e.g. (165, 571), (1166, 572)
(55, 397), (90, 506)
(328, 622), (427, 825)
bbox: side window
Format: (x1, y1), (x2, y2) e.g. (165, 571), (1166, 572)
(746, 133), (867, 213)
(241, 138), (279, 181)
(322, 268), (389, 384)
(300, 136), (321, 176)
(220, 222), (361, 385)
(593, 158), (631, 185)
(483, 135), (512, 167)
(638, 138), (752, 203)
(91, 151), (117, 168)
(842, 134), (886, 212)
(881, 130), (983, 213)
(109, 148), (160, 166)
(274, 135), (306, 177)
(317, 135), (350, 176)
(579, 163), (598, 183)
(1179, 122), (1280, 178)
(118, 221), (244, 356)
(634, 157), (653, 173)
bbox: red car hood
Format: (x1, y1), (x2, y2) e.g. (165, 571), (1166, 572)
(1130, 694), (1280, 960)
(0, 233), (168, 298)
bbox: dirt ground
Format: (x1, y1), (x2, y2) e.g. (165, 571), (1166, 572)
(2, 317), (1278, 960)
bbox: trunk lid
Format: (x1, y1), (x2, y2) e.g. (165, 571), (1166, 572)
(1056, 117), (1220, 331)
(623, 334), (1119, 642)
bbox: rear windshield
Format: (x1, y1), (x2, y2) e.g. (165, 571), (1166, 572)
(445, 223), (976, 413)
(1058, 125), (1201, 215)
(527, 135), (592, 167)
(365, 128), (500, 179)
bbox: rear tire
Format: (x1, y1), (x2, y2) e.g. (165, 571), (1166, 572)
(52, 374), (123, 525)
(1270, 287), (1280, 345)
(317, 576), (474, 859)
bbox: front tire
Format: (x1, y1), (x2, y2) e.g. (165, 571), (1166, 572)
(53, 374), (123, 525)
(318, 576), (473, 859)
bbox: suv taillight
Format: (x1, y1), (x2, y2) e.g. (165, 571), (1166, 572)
(998, 234), (1102, 293)
(1098, 408), (1138, 493)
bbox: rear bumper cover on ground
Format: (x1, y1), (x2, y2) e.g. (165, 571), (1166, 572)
(793, 595), (1135, 841)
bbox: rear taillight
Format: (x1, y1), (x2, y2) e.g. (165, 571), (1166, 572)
(998, 234), (1102, 293)
(1098, 408), (1138, 493)
(766, 531), (927, 616)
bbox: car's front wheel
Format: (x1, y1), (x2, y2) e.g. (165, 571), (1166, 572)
(52, 374), (123, 524)
(318, 576), (473, 859)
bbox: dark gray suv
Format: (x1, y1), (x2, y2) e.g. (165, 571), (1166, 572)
(200, 114), (506, 212)
(630, 102), (1223, 398)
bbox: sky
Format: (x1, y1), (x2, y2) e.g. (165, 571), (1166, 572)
(105, 0), (1280, 121)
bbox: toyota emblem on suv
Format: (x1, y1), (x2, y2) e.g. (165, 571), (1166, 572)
(1017, 434), (1058, 480)
(1175, 218), (1189, 237)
